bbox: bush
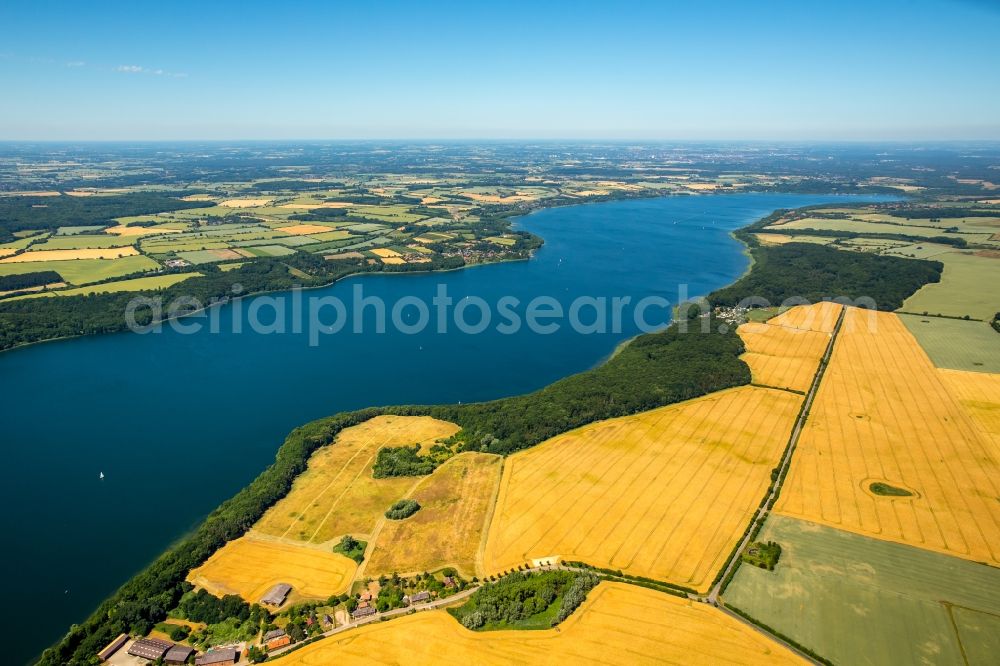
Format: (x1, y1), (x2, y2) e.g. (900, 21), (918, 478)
(384, 499), (421, 520)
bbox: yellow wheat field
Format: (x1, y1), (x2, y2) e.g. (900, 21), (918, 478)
(255, 416), (460, 544)
(187, 534), (355, 604)
(370, 247), (402, 258)
(219, 198), (273, 208)
(738, 317), (831, 392)
(767, 301), (842, 333)
(104, 225), (183, 236)
(938, 369), (1000, 453)
(0, 246), (138, 262)
(276, 224), (335, 235)
(275, 582), (803, 665)
(482, 386), (801, 591)
(776, 308), (1000, 565)
(365, 452), (502, 577)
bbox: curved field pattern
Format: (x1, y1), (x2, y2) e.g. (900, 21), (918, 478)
(277, 582), (805, 665)
(482, 386), (801, 591)
(775, 308), (1000, 565)
(186, 534), (355, 604)
(254, 416), (460, 544)
(365, 452), (502, 577)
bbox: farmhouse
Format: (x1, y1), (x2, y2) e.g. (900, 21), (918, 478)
(164, 644), (195, 664)
(127, 637), (172, 660)
(195, 647), (238, 666)
(351, 605), (377, 620)
(261, 582), (292, 606)
(263, 629), (287, 642)
(408, 590), (431, 604)
(323, 614), (334, 625)
(267, 634), (292, 650)
(97, 633), (128, 661)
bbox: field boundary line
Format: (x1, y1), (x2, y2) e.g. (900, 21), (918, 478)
(701, 307), (847, 659)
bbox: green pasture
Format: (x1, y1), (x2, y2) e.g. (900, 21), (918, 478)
(0, 255), (160, 285)
(900, 252), (1000, 320)
(898, 314), (1000, 373)
(724, 515), (1000, 666)
(32, 235), (135, 250)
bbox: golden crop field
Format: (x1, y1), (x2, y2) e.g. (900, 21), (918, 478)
(187, 534), (355, 604)
(767, 301), (842, 333)
(738, 317), (831, 393)
(482, 386), (801, 591)
(219, 198), (273, 208)
(775, 308), (1000, 565)
(255, 416), (460, 544)
(938, 369), (1000, 453)
(365, 452), (502, 577)
(275, 582), (804, 665)
(370, 247), (402, 258)
(276, 224), (334, 235)
(0, 246), (139, 262)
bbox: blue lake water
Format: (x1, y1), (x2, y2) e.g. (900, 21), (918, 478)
(0, 193), (890, 663)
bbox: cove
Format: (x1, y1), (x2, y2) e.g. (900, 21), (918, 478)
(0, 193), (889, 664)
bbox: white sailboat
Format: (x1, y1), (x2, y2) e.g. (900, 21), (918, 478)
(99, 472), (105, 480)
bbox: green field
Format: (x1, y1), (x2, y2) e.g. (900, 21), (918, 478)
(776, 216), (985, 241)
(32, 235), (135, 250)
(898, 314), (1000, 372)
(724, 515), (1000, 666)
(900, 252), (1000, 320)
(0, 255), (160, 285)
(12, 272), (201, 299)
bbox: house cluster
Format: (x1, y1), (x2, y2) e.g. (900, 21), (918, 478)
(97, 633), (238, 665)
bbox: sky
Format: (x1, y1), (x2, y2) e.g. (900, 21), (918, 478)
(1, 0), (999, 141)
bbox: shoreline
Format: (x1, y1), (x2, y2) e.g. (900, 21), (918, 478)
(28, 191), (889, 664)
(0, 189), (889, 357)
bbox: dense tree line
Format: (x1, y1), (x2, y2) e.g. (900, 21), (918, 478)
(708, 242), (943, 312)
(427, 318), (750, 455)
(0, 193), (203, 240)
(0, 270), (62, 292)
(177, 588), (252, 624)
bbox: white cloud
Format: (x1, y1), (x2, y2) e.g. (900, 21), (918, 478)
(115, 63), (187, 78)
(65, 60), (85, 68)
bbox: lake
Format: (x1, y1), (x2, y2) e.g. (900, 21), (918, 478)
(0, 193), (889, 663)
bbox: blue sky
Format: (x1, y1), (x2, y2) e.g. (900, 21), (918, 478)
(1, 0), (998, 140)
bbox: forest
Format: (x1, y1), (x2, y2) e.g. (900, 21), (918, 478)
(0, 193), (203, 240)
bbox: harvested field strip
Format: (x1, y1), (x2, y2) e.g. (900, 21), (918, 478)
(738, 316), (830, 393)
(775, 308), (1000, 565)
(0, 247), (139, 262)
(187, 534), (355, 604)
(276, 582), (804, 665)
(365, 452), (502, 577)
(725, 514), (1000, 666)
(483, 386), (801, 591)
(938, 369), (1000, 453)
(766, 301), (842, 333)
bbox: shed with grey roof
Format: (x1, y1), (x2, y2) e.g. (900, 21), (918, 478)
(195, 647), (238, 666)
(260, 582), (292, 606)
(127, 637), (172, 661)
